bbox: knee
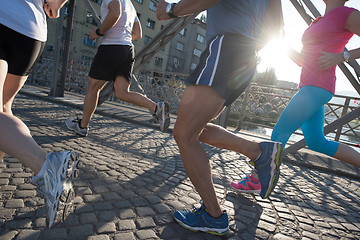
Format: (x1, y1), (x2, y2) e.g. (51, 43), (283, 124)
(173, 124), (192, 146)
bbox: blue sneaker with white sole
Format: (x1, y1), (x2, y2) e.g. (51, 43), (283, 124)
(174, 203), (229, 236)
(253, 141), (283, 199)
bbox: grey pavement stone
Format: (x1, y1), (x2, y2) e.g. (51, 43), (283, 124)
(152, 203), (172, 214)
(273, 233), (296, 240)
(0, 90), (358, 240)
(136, 217), (156, 229)
(118, 219), (136, 230)
(15, 230), (41, 240)
(114, 200), (132, 209)
(5, 199), (24, 208)
(119, 209), (136, 219)
(80, 212), (98, 224)
(69, 224), (94, 237)
(258, 220), (276, 233)
(0, 209), (15, 218)
(88, 234), (110, 240)
(114, 232), (136, 240)
(97, 210), (116, 221)
(130, 197), (149, 207)
(96, 222), (116, 234)
(303, 230), (321, 239)
(43, 228), (67, 239)
(34, 218), (46, 228)
(136, 206), (156, 217)
(0, 231), (17, 240)
(14, 190), (36, 198)
(75, 203), (94, 213)
(94, 202), (113, 211)
(6, 219), (32, 230)
(83, 194), (104, 202)
(135, 229), (158, 239)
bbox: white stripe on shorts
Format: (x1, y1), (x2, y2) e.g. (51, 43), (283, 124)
(196, 35), (224, 86)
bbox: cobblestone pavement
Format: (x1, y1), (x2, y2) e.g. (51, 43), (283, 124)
(0, 93), (360, 240)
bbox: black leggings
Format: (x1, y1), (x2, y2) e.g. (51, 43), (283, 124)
(0, 24), (45, 76)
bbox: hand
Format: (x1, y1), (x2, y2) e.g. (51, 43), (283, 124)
(43, 0), (67, 18)
(90, 28), (100, 40)
(318, 50), (343, 70)
(156, 0), (171, 21)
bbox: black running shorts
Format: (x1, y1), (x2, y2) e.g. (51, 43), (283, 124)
(89, 44), (135, 82)
(186, 34), (257, 106)
(0, 24), (45, 76)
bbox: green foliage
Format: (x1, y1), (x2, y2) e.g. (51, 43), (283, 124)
(254, 67), (277, 86)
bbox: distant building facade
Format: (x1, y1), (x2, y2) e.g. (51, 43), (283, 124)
(44, 0), (206, 74)
(165, 19), (206, 74)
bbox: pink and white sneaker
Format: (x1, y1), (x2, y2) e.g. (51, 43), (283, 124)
(231, 173), (261, 194)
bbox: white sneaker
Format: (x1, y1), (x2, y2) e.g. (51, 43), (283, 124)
(30, 151), (80, 228)
(155, 101), (170, 132)
(65, 117), (88, 137)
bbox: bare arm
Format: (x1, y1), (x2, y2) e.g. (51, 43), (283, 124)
(318, 10), (360, 70)
(156, 0), (220, 21)
(288, 47), (304, 67)
(132, 20), (142, 40)
(345, 10), (360, 62)
(43, 0), (68, 18)
(90, 0), (121, 40)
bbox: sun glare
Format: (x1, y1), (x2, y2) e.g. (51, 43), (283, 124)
(257, 37), (302, 82)
(257, 38), (287, 72)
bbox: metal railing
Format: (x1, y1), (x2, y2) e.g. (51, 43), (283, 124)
(27, 58), (360, 150)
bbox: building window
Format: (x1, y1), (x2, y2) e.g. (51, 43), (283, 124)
(149, 1), (156, 11)
(173, 57), (181, 68)
(146, 19), (156, 29)
(155, 57), (163, 66)
(81, 55), (93, 66)
(144, 35), (152, 45)
(90, 0), (102, 4)
(86, 12), (97, 25)
(196, 34), (205, 43)
(83, 34), (97, 47)
(176, 42), (184, 51)
(193, 48), (202, 57)
(179, 28), (186, 36)
(135, 0), (143, 3)
(64, 4), (76, 16)
(191, 63), (197, 70)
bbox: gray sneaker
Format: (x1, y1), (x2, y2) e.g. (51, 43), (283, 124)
(30, 151), (80, 228)
(253, 142), (283, 199)
(65, 117), (88, 137)
(155, 101), (170, 132)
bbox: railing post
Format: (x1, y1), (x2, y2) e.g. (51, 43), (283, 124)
(214, 105), (232, 128)
(237, 86), (251, 130)
(335, 97), (350, 141)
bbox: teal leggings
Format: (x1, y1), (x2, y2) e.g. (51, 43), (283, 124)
(271, 85), (339, 157)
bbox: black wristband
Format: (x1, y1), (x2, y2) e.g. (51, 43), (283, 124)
(96, 28), (104, 36)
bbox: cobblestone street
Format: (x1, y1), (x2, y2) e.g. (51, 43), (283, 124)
(0, 91), (360, 240)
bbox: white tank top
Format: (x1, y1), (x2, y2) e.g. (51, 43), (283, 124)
(101, 0), (138, 46)
(0, 0), (47, 42)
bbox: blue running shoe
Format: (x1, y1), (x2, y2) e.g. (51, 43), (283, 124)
(174, 204), (229, 235)
(253, 141), (283, 199)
